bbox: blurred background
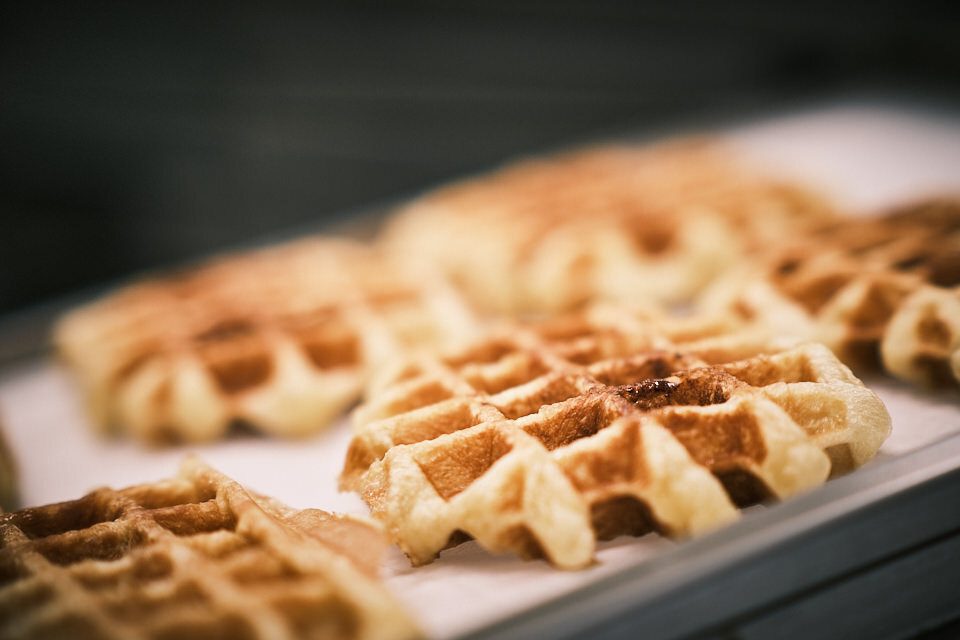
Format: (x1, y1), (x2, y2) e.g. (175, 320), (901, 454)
(2, 1), (959, 317)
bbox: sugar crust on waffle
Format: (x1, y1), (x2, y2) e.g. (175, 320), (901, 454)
(702, 197), (960, 385)
(0, 458), (419, 640)
(381, 138), (837, 314)
(55, 237), (479, 445)
(340, 309), (891, 569)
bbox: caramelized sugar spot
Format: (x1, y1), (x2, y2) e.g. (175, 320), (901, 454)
(617, 369), (733, 410)
(592, 352), (696, 386)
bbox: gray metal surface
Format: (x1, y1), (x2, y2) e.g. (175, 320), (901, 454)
(462, 433), (960, 640)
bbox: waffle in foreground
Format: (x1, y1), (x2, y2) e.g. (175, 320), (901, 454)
(55, 237), (478, 445)
(0, 458), (419, 640)
(702, 197), (960, 387)
(382, 138), (836, 314)
(340, 310), (891, 569)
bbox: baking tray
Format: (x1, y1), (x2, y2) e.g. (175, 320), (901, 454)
(2, 99), (960, 639)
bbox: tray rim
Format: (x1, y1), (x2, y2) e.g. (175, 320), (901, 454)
(457, 430), (960, 639)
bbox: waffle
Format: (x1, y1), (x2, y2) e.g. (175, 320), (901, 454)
(55, 237), (479, 445)
(0, 458), (419, 640)
(702, 197), (960, 381)
(340, 309), (890, 569)
(381, 138), (836, 314)
(881, 285), (960, 388)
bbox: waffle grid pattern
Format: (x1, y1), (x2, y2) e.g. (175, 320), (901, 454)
(706, 198), (960, 385)
(0, 459), (418, 640)
(383, 139), (837, 314)
(341, 311), (890, 569)
(55, 238), (478, 444)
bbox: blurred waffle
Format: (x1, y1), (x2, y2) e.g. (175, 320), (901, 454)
(55, 237), (479, 445)
(882, 285), (960, 388)
(340, 308), (890, 569)
(0, 458), (419, 640)
(702, 197), (960, 383)
(381, 138), (837, 314)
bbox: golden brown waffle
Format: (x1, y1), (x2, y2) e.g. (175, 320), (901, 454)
(702, 197), (960, 381)
(881, 285), (960, 388)
(340, 309), (890, 569)
(381, 139), (836, 314)
(55, 237), (479, 445)
(0, 458), (419, 640)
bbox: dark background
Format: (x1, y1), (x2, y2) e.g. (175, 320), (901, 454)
(2, 1), (959, 316)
